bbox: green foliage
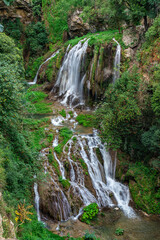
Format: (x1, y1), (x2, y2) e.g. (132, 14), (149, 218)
(76, 114), (95, 127)
(79, 158), (88, 170)
(84, 232), (98, 240)
(25, 90), (52, 114)
(59, 109), (66, 118)
(59, 176), (70, 189)
(59, 127), (73, 141)
(42, 0), (86, 42)
(54, 144), (63, 154)
(26, 56), (44, 80)
(151, 85), (160, 116)
(48, 150), (60, 176)
(145, 15), (160, 43)
(19, 216), (65, 240)
(141, 123), (160, 155)
(25, 22), (48, 56)
(95, 70), (147, 151)
(54, 128), (73, 154)
(127, 163), (160, 214)
(0, 18), (23, 43)
(69, 111), (74, 117)
(81, 203), (99, 224)
(115, 228), (124, 236)
(32, 0), (42, 20)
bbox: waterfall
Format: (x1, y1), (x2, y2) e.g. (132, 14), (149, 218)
(34, 181), (41, 221)
(58, 129), (136, 218)
(42, 148), (71, 221)
(52, 39), (89, 107)
(113, 38), (121, 83)
(28, 50), (59, 85)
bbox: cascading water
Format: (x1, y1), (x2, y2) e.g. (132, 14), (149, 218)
(52, 39), (89, 107)
(113, 38), (121, 83)
(48, 108), (136, 219)
(34, 178), (41, 221)
(29, 50), (59, 85)
(42, 148), (71, 221)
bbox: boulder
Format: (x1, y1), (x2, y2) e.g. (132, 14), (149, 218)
(124, 48), (134, 58)
(68, 10), (90, 39)
(122, 25), (145, 48)
(68, 10), (108, 39)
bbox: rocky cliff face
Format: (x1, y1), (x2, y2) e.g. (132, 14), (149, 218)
(0, 0), (33, 24)
(68, 10), (108, 39)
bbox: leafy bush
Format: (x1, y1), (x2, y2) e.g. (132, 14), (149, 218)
(151, 85), (160, 116)
(95, 70), (143, 150)
(115, 228), (124, 236)
(0, 18), (23, 43)
(32, 0), (42, 20)
(145, 16), (160, 43)
(81, 203), (99, 224)
(25, 22), (48, 56)
(54, 128), (73, 154)
(127, 163), (160, 214)
(84, 232), (98, 240)
(59, 109), (66, 118)
(19, 217), (65, 240)
(59, 176), (70, 189)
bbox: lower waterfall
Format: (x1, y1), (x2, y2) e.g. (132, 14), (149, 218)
(40, 111), (136, 221)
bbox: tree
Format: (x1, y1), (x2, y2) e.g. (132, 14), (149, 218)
(124, 0), (160, 30)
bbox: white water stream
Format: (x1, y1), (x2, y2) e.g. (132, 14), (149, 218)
(34, 177), (41, 221)
(29, 50), (59, 85)
(113, 38), (121, 83)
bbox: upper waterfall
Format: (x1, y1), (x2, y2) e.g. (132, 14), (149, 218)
(53, 39), (89, 107)
(113, 38), (121, 83)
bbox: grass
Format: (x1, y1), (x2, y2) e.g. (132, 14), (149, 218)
(79, 158), (88, 170)
(26, 90), (52, 114)
(59, 109), (66, 118)
(59, 176), (70, 190)
(23, 118), (50, 130)
(54, 127), (73, 154)
(64, 30), (124, 48)
(76, 114), (95, 127)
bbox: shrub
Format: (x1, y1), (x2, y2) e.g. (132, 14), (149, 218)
(115, 228), (124, 236)
(25, 22), (48, 56)
(59, 176), (70, 189)
(59, 109), (66, 118)
(81, 203), (99, 224)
